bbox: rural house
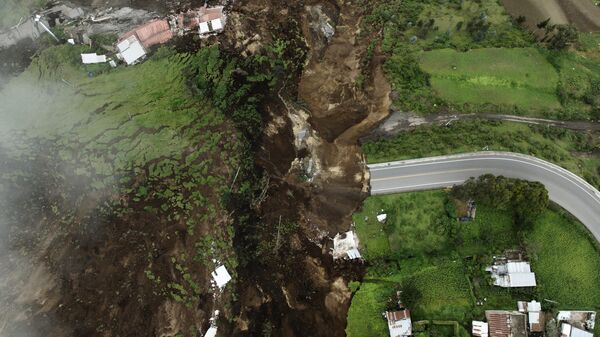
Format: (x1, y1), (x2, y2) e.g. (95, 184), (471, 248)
(485, 310), (527, 337)
(332, 231), (361, 260)
(557, 311), (596, 337)
(486, 256), (536, 288)
(117, 19), (173, 65)
(517, 300), (544, 333)
(385, 309), (412, 337)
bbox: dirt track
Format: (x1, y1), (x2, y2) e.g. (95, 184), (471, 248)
(501, 0), (600, 32)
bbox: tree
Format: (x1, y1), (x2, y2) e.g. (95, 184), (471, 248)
(400, 278), (422, 310)
(548, 24), (578, 50)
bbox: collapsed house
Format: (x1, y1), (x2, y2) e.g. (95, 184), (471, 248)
(558, 311), (596, 337)
(116, 19), (173, 65)
(174, 5), (226, 35)
(485, 311), (528, 337)
(517, 300), (544, 333)
(332, 231), (361, 260)
(385, 309), (412, 337)
(486, 254), (536, 288)
(198, 5), (226, 35)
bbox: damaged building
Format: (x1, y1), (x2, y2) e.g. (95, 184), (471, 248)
(332, 230), (361, 260)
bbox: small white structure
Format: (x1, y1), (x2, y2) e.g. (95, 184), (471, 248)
(385, 310), (412, 337)
(116, 35), (147, 65)
(332, 231), (361, 260)
(211, 265), (231, 289)
(472, 320), (489, 337)
(487, 261), (536, 288)
(204, 327), (217, 337)
(81, 53), (107, 64)
(377, 214), (387, 223)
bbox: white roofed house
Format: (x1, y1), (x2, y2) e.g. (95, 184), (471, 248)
(385, 309), (412, 337)
(486, 257), (536, 288)
(116, 35), (147, 65)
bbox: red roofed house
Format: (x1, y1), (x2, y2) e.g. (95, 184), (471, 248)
(485, 311), (527, 337)
(117, 19), (173, 65)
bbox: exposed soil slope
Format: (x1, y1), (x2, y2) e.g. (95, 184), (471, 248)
(229, 0), (391, 336)
(501, 0), (600, 32)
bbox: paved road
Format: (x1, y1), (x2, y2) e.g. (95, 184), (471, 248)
(369, 152), (600, 242)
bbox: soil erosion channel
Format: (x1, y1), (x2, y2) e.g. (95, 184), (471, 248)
(231, 0), (391, 336)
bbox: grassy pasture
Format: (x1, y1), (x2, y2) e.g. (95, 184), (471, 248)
(419, 48), (561, 112)
(347, 190), (600, 337)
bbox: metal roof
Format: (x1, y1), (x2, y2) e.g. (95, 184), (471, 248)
(81, 53), (107, 64)
(211, 265), (231, 289)
(117, 35), (146, 65)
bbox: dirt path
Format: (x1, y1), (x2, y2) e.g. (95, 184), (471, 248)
(365, 111), (600, 139)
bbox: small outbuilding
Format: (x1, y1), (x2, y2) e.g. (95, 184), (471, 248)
(81, 53), (107, 64)
(385, 309), (412, 337)
(472, 320), (489, 337)
(211, 265), (232, 290)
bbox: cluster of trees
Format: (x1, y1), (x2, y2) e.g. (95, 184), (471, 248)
(451, 174), (549, 227)
(537, 19), (578, 50)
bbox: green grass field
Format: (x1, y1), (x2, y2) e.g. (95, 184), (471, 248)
(347, 191), (600, 337)
(419, 48), (561, 112)
(527, 209), (600, 308)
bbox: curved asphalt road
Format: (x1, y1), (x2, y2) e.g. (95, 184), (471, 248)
(368, 152), (600, 242)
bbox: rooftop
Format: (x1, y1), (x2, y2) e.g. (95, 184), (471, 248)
(485, 310), (527, 337)
(385, 310), (412, 337)
(472, 320), (489, 337)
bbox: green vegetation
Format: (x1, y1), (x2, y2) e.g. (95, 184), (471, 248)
(363, 120), (600, 188)
(347, 186), (600, 337)
(0, 42), (273, 328)
(361, 0), (600, 119)
(420, 48), (561, 113)
(526, 209), (600, 308)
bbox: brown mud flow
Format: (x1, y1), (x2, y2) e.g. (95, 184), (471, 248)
(230, 0), (390, 336)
